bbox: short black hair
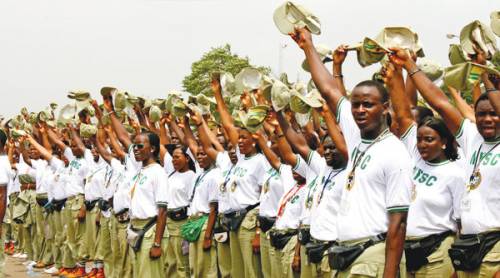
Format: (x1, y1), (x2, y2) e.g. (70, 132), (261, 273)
(354, 80), (389, 103)
(0, 129), (7, 148)
(412, 106), (434, 125)
(474, 93), (491, 111)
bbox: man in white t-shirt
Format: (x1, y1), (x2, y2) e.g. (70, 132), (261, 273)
(291, 28), (412, 277)
(0, 130), (11, 277)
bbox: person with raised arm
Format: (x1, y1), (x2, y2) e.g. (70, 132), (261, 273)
(389, 46), (500, 278)
(291, 27), (412, 277)
(383, 61), (464, 277)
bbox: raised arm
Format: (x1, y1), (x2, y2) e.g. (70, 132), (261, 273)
(103, 96), (133, 149)
(212, 75), (238, 146)
(68, 124), (86, 154)
(273, 124), (298, 167)
(93, 128), (114, 163)
(253, 131), (281, 170)
(332, 45), (349, 96)
(390, 48), (463, 134)
(47, 128), (68, 152)
(447, 86), (475, 123)
(318, 105), (349, 162)
(191, 111), (221, 161)
(168, 118), (185, 145)
(383, 62), (415, 135)
(182, 116), (199, 156)
(482, 72), (500, 115)
(26, 134), (53, 161)
(277, 111), (310, 161)
(290, 28), (344, 115)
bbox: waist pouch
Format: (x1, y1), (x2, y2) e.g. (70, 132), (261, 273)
(221, 203), (259, 232)
(181, 215), (208, 242)
(98, 199), (111, 211)
(84, 199), (99, 211)
(213, 216), (229, 243)
(167, 206), (188, 221)
(115, 209), (130, 223)
(35, 197), (49, 208)
(405, 230), (453, 272)
(270, 230), (297, 250)
(298, 227), (311, 245)
(306, 241), (335, 264)
(52, 199), (67, 212)
(126, 216), (158, 252)
(328, 233), (386, 271)
(448, 231), (500, 271)
(258, 216), (276, 233)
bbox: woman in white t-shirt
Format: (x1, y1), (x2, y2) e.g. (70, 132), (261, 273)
(165, 146), (196, 278)
(127, 132), (169, 278)
(384, 61), (464, 277)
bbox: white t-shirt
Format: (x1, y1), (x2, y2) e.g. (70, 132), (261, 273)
(295, 152), (324, 226)
(216, 152), (234, 214)
(64, 147), (92, 197)
(0, 155), (12, 187)
(49, 157), (67, 201)
(31, 159), (49, 194)
(274, 164), (304, 230)
(259, 164), (285, 218)
(189, 167), (220, 215)
(336, 97), (412, 241)
(112, 159), (132, 213)
(455, 120), (500, 234)
(401, 125), (464, 237)
(166, 170), (196, 209)
(129, 163), (169, 219)
(227, 153), (268, 211)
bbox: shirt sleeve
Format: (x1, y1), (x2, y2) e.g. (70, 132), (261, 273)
(207, 172), (220, 203)
(279, 164), (295, 193)
(0, 159), (10, 185)
(400, 124), (419, 159)
(163, 151), (175, 175)
(335, 97), (361, 153)
(187, 148), (201, 174)
(385, 152), (412, 213)
(64, 147), (75, 162)
(449, 174), (466, 221)
(292, 155), (309, 179)
(49, 157), (64, 171)
(215, 151), (231, 172)
(154, 167), (169, 207)
(83, 148), (95, 166)
(306, 150), (327, 176)
(454, 119), (476, 157)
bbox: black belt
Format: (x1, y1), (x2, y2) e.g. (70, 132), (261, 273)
(167, 206), (188, 221)
(257, 216), (276, 233)
(84, 199), (100, 211)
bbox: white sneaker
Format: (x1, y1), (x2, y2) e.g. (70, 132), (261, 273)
(17, 253), (28, 260)
(44, 266), (59, 274)
(22, 260), (35, 266)
(12, 252), (21, 258)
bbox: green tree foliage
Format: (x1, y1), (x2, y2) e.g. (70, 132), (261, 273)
(182, 44), (270, 95)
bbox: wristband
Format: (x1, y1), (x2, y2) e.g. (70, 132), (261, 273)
(485, 88), (498, 93)
(334, 74), (344, 78)
(152, 242), (161, 248)
(408, 68), (422, 77)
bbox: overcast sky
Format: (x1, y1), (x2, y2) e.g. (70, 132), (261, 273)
(0, 0), (497, 119)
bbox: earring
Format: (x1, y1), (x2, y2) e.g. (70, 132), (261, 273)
(442, 145), (446, 149)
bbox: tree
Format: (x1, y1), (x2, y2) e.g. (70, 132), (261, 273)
(182, 44), (270, 95)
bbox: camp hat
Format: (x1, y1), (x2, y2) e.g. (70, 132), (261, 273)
(374, 27), (422, 54)
(443, 62), (500, 91)
(79, 123), (97, 138)
(449, 44), (469, 65)
(290, 89), (323, 114)
(307, 78), (317, 92)
(491, 11), (500, 37)
(57, 104), (77, 124)
(20, 107), (29, 117)
(417, 58), (444, 82)
(196, 94), (216, 106)
(273, 1), (321, 35)
(114, 91), (129, 112)
(50, 103), (58, 111)
(37, 109), (52, 123)
(492, 51), (500, 71)
(260, 75), (275, 101)
(171, 98), (188, 118)
(356, 37), (390, 67)
(302, 44), (333, 72)
(271, 79), (292, 111)
(125, 92), (140, 106)
(460, 20), (498, 58)
(28, 113), (38, 124)
(10, 129), (27, 139)
(165, 90), (182, 112)
(279, 72), (294, 88)
(148, 105), (162, 123)
(220, 72), (236, 98)
(293, 81), (307, 94)
(235, 67), (262, 94)
(100, 86), (118, 98)
(239, 105), (269, 133)
(67, 91), (90, 102)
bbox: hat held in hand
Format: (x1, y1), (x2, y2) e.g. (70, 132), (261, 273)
(273, 1), (321, 35)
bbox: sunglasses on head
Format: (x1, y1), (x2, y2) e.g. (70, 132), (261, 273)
(133, 143), (145, 150)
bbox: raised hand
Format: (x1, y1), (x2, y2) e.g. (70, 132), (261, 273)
(289, 27), (313, 50)
(333, 44), (349, 66)
(387, 47), (413, 69)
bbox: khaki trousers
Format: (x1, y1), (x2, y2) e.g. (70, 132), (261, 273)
(457, 240), (500, 278)
(260, 231), (275, 278)
(166, 218), (190, 278)
(406, 235), (454, 278)
(83, 205), (99, 261)
(129, 218), (168, 278)
(189, 221), (217, 277)
(273, 235), (300, 278)
(110, 215), (132, 278)
(95, 215), (111, 274)
(34, 199), (52, 264)
(52, 209), (64, 269)
(229, 208), (262, 278)
(335, 241), (406, 278)
(62, 195), (85, 268)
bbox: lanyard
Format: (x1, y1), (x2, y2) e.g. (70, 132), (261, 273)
(277, 182), (305, 218)
(190, 166), (214, 202)
(129, 167), (145, 198)
(222, 164), (235, 186)
(467, 141), (500, 190)
(104, 166), (114, 189)
(346, 129), (390, 190)
(317, 168), (344, 204)
(471, 142), (500, 174)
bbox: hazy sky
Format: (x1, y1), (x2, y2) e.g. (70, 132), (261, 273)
(0, 0), (497, 119)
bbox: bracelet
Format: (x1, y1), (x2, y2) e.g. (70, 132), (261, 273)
(152, 242), (161, 248)
(334, 74), (343, 78)
(485, 88), (498, 93)
(408, 68), (422, 77)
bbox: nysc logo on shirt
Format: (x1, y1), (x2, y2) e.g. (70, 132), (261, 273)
(70, 160), (81, 170)
(469, 151), (500, 167)
(232, 167), (248, 178)
(290, 195), (299, 204)
(351, 148), (371, 170)
(413, 167), (437, 186)
(133, 174), (147, 185)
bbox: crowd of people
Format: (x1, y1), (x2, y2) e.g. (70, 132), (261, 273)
(0, 3), (499, 278)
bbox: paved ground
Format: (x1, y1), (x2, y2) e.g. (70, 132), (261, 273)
(3, 256), (52, 278)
